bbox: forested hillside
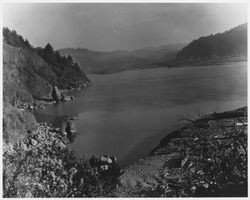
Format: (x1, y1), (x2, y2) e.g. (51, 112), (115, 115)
(3, 27), (90, 106)
(176, 23), (247, 61)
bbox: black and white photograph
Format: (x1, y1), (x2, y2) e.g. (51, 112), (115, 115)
(2, 1), (248, 198)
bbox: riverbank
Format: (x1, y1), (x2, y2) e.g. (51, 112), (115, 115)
(114, 106), (247, 197)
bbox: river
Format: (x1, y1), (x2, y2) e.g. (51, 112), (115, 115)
(34, 61), (247, 166)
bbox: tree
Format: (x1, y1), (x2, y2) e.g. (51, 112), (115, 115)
(3, 27), (32, 49)
(44, 43), (54, 55)
(67, 55), (74, 65)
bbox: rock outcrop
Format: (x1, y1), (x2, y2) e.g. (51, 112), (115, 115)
(61, 95), (74, 102)
(51, 85), (62, 102)
(89, 155), (122, 176)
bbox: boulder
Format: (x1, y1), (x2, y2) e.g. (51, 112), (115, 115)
(28, 105), (34, 110)
(89, 155), (121, 176)
(100, 156), (113, 164)
(51, 85), (62, 102)
(100, 165), (109, 171)
(61, 95), (71, 102)
(30, 138), (38, 146)
(61, 95), (75, 102)
(65, 121), (77, 141)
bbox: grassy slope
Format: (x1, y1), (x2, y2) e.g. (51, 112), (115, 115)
(3, 42), (90, 106)
(3, 42), (52, 143)
(3, 43), (50, 104)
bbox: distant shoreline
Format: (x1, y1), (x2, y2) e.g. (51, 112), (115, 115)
(86, 56), (247, 75)
(165, 56), (247, 68)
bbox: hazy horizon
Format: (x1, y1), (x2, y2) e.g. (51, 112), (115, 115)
(3, 3), (247, 52)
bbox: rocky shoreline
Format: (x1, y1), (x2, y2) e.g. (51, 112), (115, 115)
(114, 106), (247, 197)
(17, 81), (90, 111)
(3, 120), (122, 197)
(27, 95), (248, 198)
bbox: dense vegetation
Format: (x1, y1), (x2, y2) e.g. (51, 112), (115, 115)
(3, 27), (89, 106)
(3, 121), (121, 197)
(36, 43), (89, 89)
(176, 23), (247, 61)
(3, 27), (31, 48)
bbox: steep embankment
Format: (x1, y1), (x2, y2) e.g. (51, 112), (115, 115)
(3, 43), (53, 104)
(59, 44), (184, 74)
(3, 27), (90, 108)
(115, 107), (247, 197)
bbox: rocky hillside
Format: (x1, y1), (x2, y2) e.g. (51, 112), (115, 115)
(3, 28), (122, 198)
(115, 107), (247, 197)
(176, 23), (247, 61)
(59, 44), (184, 74)
(3, 27), (90, 107)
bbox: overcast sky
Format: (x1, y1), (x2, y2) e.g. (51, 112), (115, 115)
(3, 3), (247, 51)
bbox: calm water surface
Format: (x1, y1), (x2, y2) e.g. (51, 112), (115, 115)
(35, 62), (247, 166)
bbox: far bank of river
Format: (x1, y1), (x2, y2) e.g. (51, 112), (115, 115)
(34, 61), (247, 166)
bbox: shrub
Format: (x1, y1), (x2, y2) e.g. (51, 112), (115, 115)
(3, 123), (120, 197)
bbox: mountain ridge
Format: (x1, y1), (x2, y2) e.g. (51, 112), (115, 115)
(59, 43), (185, 74)
(175, 23), (247, 61)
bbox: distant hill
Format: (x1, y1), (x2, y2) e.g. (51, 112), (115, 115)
(176, 23), (247, 61)
(59, 44), (185, 74)
(3, 27), (90, 105)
